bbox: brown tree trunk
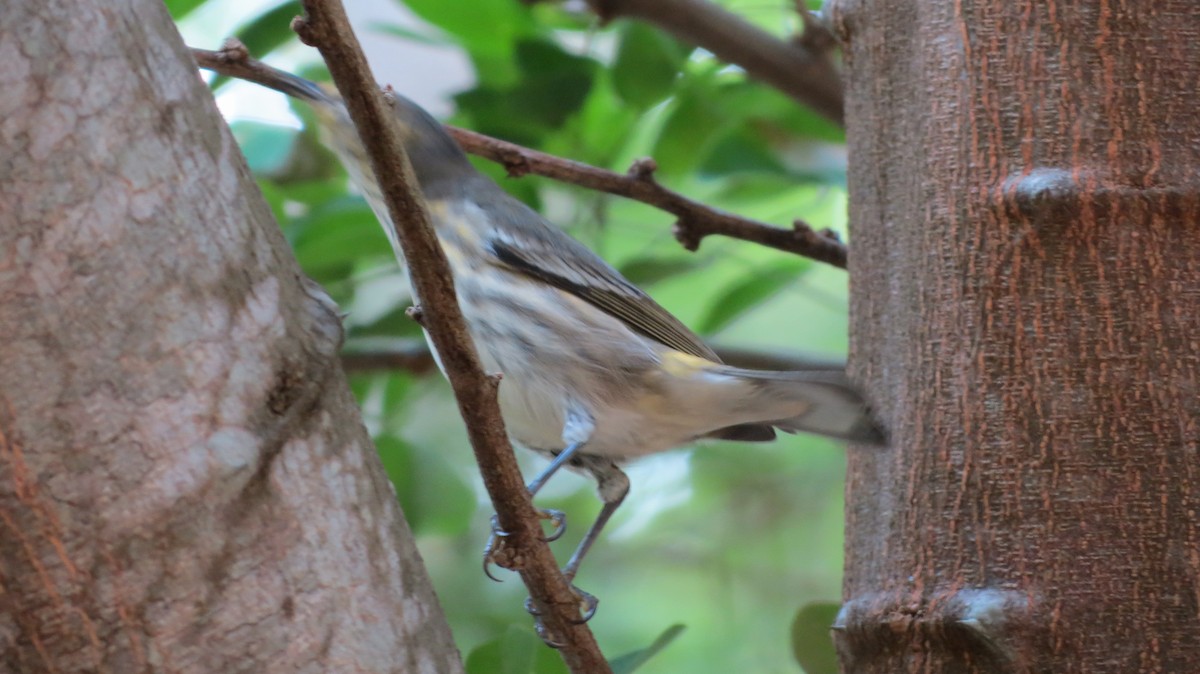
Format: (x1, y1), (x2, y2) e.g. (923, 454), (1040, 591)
(835, 0), (1200, 672)
(0, 1), (462, 672)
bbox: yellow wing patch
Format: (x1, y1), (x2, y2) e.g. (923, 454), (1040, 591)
(659, 349), (717, 377)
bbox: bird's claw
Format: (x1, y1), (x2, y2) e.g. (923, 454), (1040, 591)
(540, 508), (567, 542)
(525, 580), (600, 628)
(482, 514), (511, 582)
(481, 508), (566, 581)
(482, 544), (504, 582)
(572, 586), (599, 624)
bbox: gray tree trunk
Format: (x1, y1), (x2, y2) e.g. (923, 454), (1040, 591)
(0, 1), (463, 672)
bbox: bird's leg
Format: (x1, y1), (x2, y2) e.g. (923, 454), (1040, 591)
(540, 460), (629, 625)
(483, 405), (594, 578)
(562, 463), (629, 583)
(525, 457), (629, 639)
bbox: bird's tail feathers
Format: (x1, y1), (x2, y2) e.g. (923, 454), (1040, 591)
(713, 365), (886, 445)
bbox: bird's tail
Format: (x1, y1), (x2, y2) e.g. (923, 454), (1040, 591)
(705, 365), (886, 445)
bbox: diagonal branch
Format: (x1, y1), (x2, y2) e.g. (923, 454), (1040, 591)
(575, 0), (844, 124)
(280, 6), (613, 673)
(448, 129), (849, 269)
(190, 48), (848, 269)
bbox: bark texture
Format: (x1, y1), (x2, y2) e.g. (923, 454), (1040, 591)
(836, 0), (1200, 671)
(0, 1), (462, 672)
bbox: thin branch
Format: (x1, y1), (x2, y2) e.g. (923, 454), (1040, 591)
(448, 130), (849, 269)
(576, 0), (844, 125)
(191, 47), (849, 269)
(341, 340), (437, 375)
(282, 7), (613, 673)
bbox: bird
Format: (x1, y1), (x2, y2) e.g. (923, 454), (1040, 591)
(195, 48), (885, 617)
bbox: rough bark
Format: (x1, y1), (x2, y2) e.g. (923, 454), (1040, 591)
(0, 1), (462, 672)
(836, 0), (1200, 671)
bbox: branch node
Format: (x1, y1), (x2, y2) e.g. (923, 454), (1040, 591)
(291, 15), (317, 46)
(218, 37), (249, 62)
(404, 304), (425, 326)
(627, 157), (658, 180)
(381, 84), (397, 106)
(672, 220), (703, 252)
(797, 3), (840, 52)
(500, 148), (532, 178)
(834, 589), (1038, 668)
(793, 219), (841, 243)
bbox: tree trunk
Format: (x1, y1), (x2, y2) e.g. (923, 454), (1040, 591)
(0, 1), (462, 672)
(836, 0), (1200, 671)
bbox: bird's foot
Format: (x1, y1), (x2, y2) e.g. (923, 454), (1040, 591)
(482, 509), (568, 581)
(524, 584), (599, 647)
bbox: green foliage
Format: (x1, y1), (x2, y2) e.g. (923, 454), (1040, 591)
(231, 1), (304, 64)
(289, 196), (388, 279)
(164, 0), (207, 19)
(229, 121), (297, 173)
(608, 625), (686, 674)
(697, 258), (811, 336)
(612, 24), (690, 109)
(456, 39), (599, 146)
(466, 626), (570, 674)
(791, 602), (841, 674)
(402, 0), (537, 64)
(178, 0), (852, 671)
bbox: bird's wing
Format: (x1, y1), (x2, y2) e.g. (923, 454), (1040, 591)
(483, 197), (720, 362)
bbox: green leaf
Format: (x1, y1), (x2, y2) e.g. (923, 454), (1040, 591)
(375, 435), (475, 536)
(568, 71), (640, 164)
(697, 260), (810, 336)
(290, 196), (389, 277)
(368, 21), (448, 46)
(235, 1), (302, 54)
(611, 23), (689, 109)
(164, 0), (206, 19)
(464, 626), (569, 674)
(618, 255), (698, 287)
(713, 82), (844, 144)
(791, 602), (841, 674)
(400, 0), (536, 60)
(608, 624), (686, 674)
(254, 179), (288, 225)
(499, 625), (537, 674)
(274, 178), (354, 210)
(230, 121), (298, 174)
(456, 39), (598, 145)
(532, 644), (571, 674)
(464, 637), (503, 674)
(699, 128), (787, 177)
(651, 88), (727, 176)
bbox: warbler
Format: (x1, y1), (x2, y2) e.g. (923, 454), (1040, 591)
(206, 57), (884, 592)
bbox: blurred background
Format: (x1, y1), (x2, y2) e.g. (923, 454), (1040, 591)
(176, 1), (849, 671)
